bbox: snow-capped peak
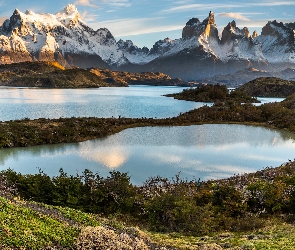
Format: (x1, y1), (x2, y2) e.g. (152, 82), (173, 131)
(0, 6), (294, 80)
(55, 4), (80, 26)
(62, 4), (78, 15)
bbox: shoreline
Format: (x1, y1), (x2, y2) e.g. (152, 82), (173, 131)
(0, 116), (290, 148)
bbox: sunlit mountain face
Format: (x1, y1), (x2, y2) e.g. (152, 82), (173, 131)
(0, 5), (294, 81)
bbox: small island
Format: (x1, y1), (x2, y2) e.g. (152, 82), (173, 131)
(165, 83), (260, 103)
(237, 77), (295, 97)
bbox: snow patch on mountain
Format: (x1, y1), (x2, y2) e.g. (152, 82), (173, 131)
(0, 4), (128, 65)
(0, 5), (294, 76)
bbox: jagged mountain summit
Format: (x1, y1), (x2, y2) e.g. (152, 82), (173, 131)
(0, 4), (127, 68)
(0, 5), (294, 81)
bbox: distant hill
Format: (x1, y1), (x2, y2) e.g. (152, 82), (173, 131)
(0, 61), (111, 88)
(237, 77), (295, 97)
(0, 61), (186, 88)
(89, 68), (187, 86)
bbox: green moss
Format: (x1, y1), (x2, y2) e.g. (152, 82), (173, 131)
(0, 197), (79, 249)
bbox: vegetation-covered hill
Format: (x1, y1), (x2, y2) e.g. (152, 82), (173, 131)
(0, 61), (118, 88)
(237, 77), (295, 97)
(0, 61), (187, 88)
(90, 68), (187, 86)
(165, 84), (260, 103)
(1, 160), (295, 249)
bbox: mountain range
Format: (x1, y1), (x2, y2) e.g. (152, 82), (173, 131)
(0, 4), (294, 82)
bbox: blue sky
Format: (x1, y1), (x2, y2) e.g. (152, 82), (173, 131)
(0, 0), (294, 48)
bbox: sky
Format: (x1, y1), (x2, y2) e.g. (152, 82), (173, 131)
(0, 0), (294, 48)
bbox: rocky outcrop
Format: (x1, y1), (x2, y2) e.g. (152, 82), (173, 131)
(255, 20), (295, 64)
(182, 11), (218, 40)
(182, 18), (201, 39)
(148, 38), (174, 56)
(117, 39), (149, 55)
(261, 20), (295, 46)
(252, 30), (259, 38)
(221, 21), (250, 44)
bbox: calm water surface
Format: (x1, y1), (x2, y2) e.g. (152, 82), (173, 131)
(0, 86), (292, 184)
(0, 86), (203, 121)
(0, 124), (294, 185)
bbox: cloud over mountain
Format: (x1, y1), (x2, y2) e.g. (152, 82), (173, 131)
(218, 12), (250, 21)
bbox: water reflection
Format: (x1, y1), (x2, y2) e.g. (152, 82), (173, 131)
(0, 124), (295, 185)
(79, 142), (130, 169)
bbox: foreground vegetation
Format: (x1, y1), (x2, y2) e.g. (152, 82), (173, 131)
(1, 79), (295, 248)
(1, 160), (295, 249)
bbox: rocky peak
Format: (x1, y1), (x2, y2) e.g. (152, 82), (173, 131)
(182, 11), (217, 39)
(221, 20), (250, 44)
(186, 18), (201, 26)
(1, 9), (23, 34)
(63, 4), (78, 15)
(118, 39), (137, 53)
(182, 18), (200, 39)
(55, 4), (80, 27)
(252, 30), (259, 38)
(203, 11), (216, 26)
(261, 20), (295, 47)
(149, 38), (173, 55)
(13, 9), (22, 16)
(202, 11), (219, 41)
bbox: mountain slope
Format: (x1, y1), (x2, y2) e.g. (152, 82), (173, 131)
(0, 5), (294, 81)
(0, 4), (124, 67)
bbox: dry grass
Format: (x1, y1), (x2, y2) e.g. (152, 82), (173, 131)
(75, 226), (149, 250)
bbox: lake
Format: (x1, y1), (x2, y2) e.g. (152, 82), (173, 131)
(0, 124), (294, 185)
(0, 86), (292, 185)
(0, 85), (204, 121)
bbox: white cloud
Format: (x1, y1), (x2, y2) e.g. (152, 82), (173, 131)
(93, 17), (183, 36)
(162, 1), (295, 13)
(74, 0), (99, 8)
(162, 4), (242, 13)
(255, 1), (295, 6)
(80, 10), (99, 22)
(218, 12), (251, 21)
(102, 0), (131, 7)
(238, 153), (285, 162)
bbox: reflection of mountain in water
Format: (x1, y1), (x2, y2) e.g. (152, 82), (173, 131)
(78, 142), (129, 169)
(0, 124), (295, 183)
